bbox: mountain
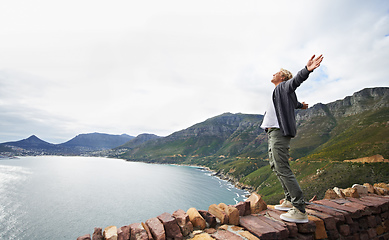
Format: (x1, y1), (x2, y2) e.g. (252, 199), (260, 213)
(118, 87), (388, 164)
(1, 135), (60, 155)
(292, 87), (389, 161)
(1, 133), (135, 155)
(116, 133), (160, 149)
(2, 135), (57, 150)
(59, 133), (134, 152)
(118, 113), (265, 162)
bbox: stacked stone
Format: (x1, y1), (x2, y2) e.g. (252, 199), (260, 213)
(310, 182), (389, 240)
(77, 182), (389, 240)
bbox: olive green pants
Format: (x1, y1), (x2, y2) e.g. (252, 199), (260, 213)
(267, 128), (305, 212)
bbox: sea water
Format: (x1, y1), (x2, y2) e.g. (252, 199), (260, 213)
(0, 156), (248, 239)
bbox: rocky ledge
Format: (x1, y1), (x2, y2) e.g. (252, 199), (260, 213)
(77, 182), (389, 240)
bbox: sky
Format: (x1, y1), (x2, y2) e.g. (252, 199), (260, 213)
(0, 0), (388, 144)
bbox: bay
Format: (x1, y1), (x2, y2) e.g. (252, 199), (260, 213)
(0, 156), (248, 240)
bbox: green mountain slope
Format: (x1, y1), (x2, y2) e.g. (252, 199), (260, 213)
(241, 160), (389, 204)
(119, 87), (388, 164)
(293, 87), (389, 161)
(302, 107), (389, 161)
(119, 113), (265, 162)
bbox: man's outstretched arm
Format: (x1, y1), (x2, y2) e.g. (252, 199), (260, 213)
(298, 55), (323, 109)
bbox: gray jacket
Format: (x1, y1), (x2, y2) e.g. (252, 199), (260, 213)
(273, 67), (311, 137)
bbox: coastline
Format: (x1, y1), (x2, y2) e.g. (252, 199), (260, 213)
(168, 162), (255, 197)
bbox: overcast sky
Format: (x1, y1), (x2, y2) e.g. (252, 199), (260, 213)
(1, 0), (388, 143)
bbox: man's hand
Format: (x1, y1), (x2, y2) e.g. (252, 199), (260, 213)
(301, 102), (308, 109)
(306, 54), (323, 72)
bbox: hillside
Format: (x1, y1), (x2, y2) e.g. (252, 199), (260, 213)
(118, 87), (388, 163)
(116, 133), (160, 150)
(293, 87), (389, 161)
(118, 113), (265, 162)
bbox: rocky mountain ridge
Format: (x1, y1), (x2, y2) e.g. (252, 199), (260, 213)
(292, 87), (388, 161)
(119, 87), (388, 163)
(116, 113), (265, 161)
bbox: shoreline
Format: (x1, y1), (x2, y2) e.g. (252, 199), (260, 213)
(168, 162), (256, 196)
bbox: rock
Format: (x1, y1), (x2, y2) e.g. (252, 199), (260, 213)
(217, 203), (228, 211)
(92, 227), (104, 240)
(344, 154), (389, 163)
(247, 192), (267, 214)
(363, 183), (375, 193)
(375, 187), (389, 195)
(367, 227), (377, 239)
(218, 204), (239, 225)
(306, 209), (337, 232)
(374, 183), (389, 191)
(191, 232), (214, 240)
(307, 215), (327, 239)
(342, 187), (360, 198)
(157, 212), (183, 240)
(145, 217), (166, 240)
(204, 228), (217, 234)
(117, 225), (130, 240)
(129, 223), (148, 240)
(376, 225), (385, 235)
(208, 204), (229, 225)
(256, 214), (289, 239)
(77, 234), (91, 240)
(187, 208), (206, 230)
(192, 230), (204, 236)
(333, 187), (346, 198)
(172, 209), (193, 236)
(352, 184), (368, 195)
(103, 226), (118, 240)
(218, 224), (228, 231)
(324, 189), (339, 199)
(239, 215), (278, 239)
(211, 229), (243, 240)
(264, 209), (298, 237)
(234, 201), (251, 216)
(238, 231), (259, 240)
(295, 233), (314, 240)
(141, 222), (153, 240)
(198, 210), (217, 228)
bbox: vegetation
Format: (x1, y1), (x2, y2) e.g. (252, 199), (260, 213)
(301, 108), (389, 161)
(241, 160), (389, 204)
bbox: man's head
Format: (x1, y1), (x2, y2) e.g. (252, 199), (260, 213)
(280, 68), (293, 81)
(271, 68), (293, 86)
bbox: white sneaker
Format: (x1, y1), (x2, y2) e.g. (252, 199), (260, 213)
(275, 199), (293, 211)
(280, 207), (309, 223)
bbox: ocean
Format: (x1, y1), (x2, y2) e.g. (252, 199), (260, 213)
(0, 156), (248, 239)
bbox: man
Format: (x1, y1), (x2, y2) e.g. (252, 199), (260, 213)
(260, 54), (323, 223)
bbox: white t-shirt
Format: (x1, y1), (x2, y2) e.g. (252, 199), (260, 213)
(260, 97), (280, 129)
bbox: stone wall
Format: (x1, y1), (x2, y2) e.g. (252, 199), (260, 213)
(77, 182), (389, 240)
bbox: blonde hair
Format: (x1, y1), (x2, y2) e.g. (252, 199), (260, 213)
(280, 68), (293, 81)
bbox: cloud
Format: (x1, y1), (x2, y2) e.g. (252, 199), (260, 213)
(0, 0), (388, 143)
